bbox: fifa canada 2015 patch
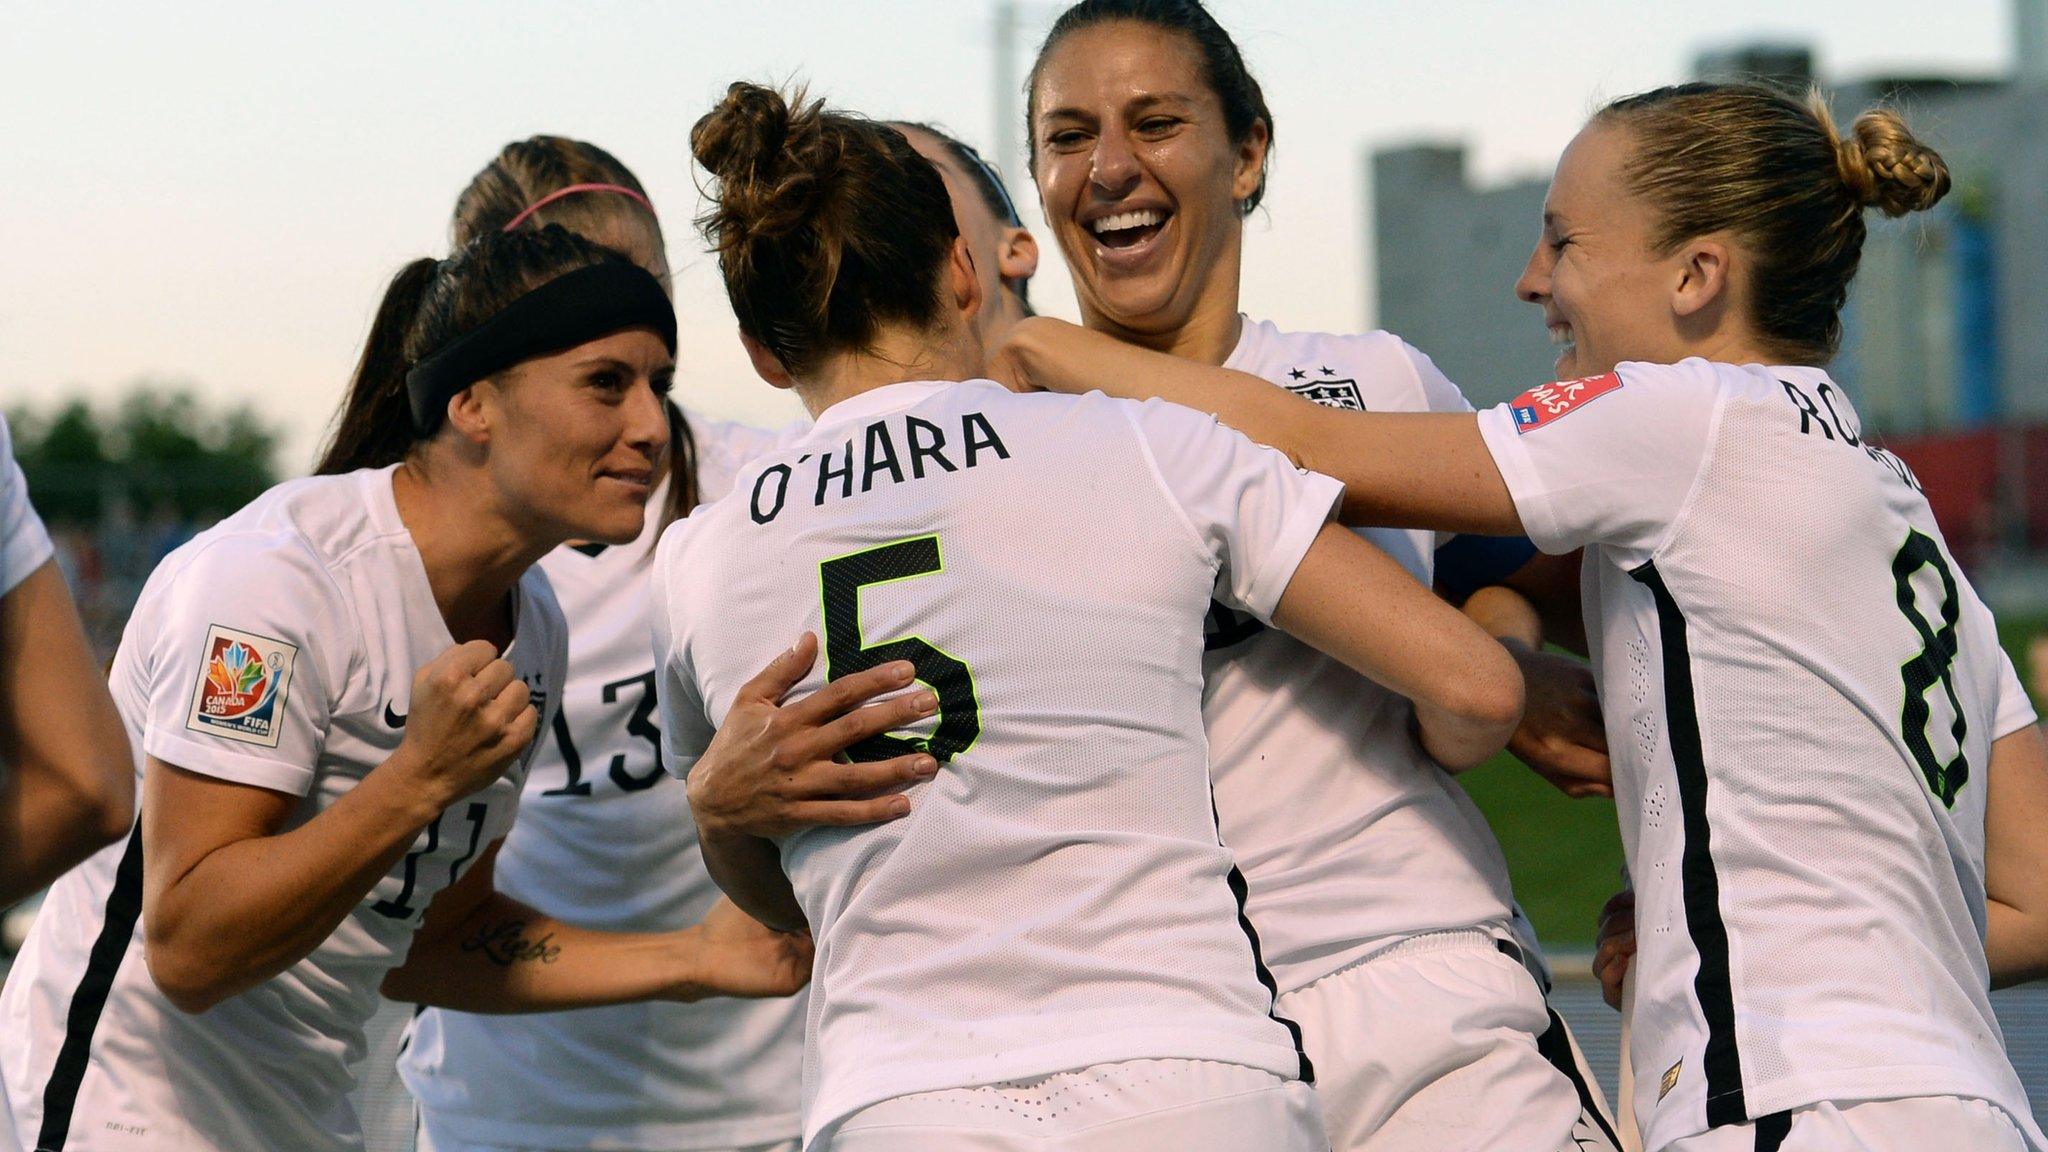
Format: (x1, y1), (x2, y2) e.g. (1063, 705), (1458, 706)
(1510, 371), (1623, 434)
(186, 624), (299, 747)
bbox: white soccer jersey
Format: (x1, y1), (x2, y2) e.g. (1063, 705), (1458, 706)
(0, 414), (54, 596)
(0, 465), (566, 1152)
(402, 414), (808, 1151)
(1475, 359), (2043, 1151)
(651, 379), (1340, 1145)
(1207, 317), (1522, 992)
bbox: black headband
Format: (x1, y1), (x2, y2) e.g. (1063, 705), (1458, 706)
(405, 262), (678, 431)
(954, 141), (1023, 228)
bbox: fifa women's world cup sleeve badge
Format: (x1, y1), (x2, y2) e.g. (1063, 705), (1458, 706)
(186, 624), (300, 748)
(1509, 371), (1623, 434)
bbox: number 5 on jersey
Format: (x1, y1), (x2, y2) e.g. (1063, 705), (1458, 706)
(819, 535), (980, 764)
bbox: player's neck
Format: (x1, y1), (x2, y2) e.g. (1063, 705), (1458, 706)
(1078, 279), (1244, 368)
(391, 461), (544, 648)
(795, 323), (983, 419)
(1667, 299), (1782, 370)
(1686, 332), (1784, 370)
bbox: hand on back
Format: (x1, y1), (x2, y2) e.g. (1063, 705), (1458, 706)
(1507, 648), (1612, 798)
(687, 633), (942, 840)
(1594, 889), (1637, 1010)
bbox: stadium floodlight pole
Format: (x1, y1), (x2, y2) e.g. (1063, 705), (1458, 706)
(991, 1), (1061, 194)
(995, 0), (1019, 182)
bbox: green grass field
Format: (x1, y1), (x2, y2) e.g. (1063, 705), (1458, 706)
(1460, 616), (2047, 949)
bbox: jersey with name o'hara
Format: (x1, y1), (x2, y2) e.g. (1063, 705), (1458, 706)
(1205, 317), (1522, 993)
(0, 466), (566, 1152)
(651, 379), (1340, 1145)
(0, 413), (53, 597)
(402, 414), (807, 1151)
(1476, 358), (2042, 1151)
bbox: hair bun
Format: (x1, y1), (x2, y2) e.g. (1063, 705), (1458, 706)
(691, 82), (793, 182)
(1835, 108), (1951, 217)
(692, 82), (834, 252)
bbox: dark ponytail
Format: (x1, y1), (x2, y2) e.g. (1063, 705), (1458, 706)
(315, 226), (627, 476)
(317, 258), (439, 474)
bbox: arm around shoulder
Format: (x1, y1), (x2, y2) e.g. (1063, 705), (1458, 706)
(997, 317), (1523, 535)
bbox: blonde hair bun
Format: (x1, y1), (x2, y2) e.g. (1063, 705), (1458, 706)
(1831, 105), (1951, 217)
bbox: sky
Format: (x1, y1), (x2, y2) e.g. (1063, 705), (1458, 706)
(0, 1), (2014, 471)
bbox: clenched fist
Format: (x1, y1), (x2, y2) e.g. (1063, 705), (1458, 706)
(391, 640), (537, 807)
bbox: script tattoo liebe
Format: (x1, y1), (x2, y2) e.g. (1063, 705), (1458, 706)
(460, 919), (564, 967)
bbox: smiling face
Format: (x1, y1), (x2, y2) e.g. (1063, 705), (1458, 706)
(1030, 21), (1266, 352)
(1516, 121), (1695, 380)
(471, 327), (673, 545)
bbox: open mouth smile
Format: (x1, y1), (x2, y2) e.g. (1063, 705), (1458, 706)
(1083, 206), (1174, 271)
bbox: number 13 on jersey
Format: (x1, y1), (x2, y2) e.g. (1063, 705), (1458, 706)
(819, 534), (981, 764)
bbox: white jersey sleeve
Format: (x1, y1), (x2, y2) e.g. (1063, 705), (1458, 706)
(0, 413), (54, 595)
(1122, 397), (1344, 622)
(1474, 361), (1723, 557)
(136, 534), (349, 796)
(1402, 341), (1475, 416)
(650, 533), (717, 780)
(1993, 648), (2040, 740)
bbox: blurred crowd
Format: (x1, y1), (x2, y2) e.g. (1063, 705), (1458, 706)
(48, 513), (200, 661)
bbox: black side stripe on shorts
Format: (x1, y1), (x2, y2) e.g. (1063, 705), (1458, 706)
(1753, 1110), (1792, 1152)
(1629, 561), (1747, 1129)
(39, 820), (145, 1152)
(1535, 1006), (1624, 1150)
(1223, 862), (1315, 1084)
(1211, 796), (1314, 1083)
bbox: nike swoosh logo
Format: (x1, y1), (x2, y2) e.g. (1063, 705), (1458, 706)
(384, 702), (407, 728)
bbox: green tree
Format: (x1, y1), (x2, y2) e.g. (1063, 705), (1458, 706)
(9, 400), (112, 524)
(10, 385), (280, 527)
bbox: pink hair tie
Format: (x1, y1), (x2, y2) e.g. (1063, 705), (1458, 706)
(501, 182), (655, 232)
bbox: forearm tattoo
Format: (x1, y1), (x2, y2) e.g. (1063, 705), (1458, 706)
(459, 918), (564, 967)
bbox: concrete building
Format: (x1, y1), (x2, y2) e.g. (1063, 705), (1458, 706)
(1369, 147), (1550, 408)
(1372, 31), (2048, 431)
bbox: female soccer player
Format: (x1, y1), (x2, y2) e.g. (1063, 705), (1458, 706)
(1020, 3), (1615, 1148)
(394, 136), (809, 1152)
(1000, 82), (2048, 1152)
(0, 226), (810, 1152)
(891, 123), (1040, 345)
(660, 80), (1527, 1152)
(396, 129), (1055, 1152)
(0, 413), (134, 912)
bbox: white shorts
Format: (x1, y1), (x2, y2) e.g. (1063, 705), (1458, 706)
(817, 1058), (1326, 1151)
(1661, 1096), (2033, 1152)
(1275, 929), (1618, 1152)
